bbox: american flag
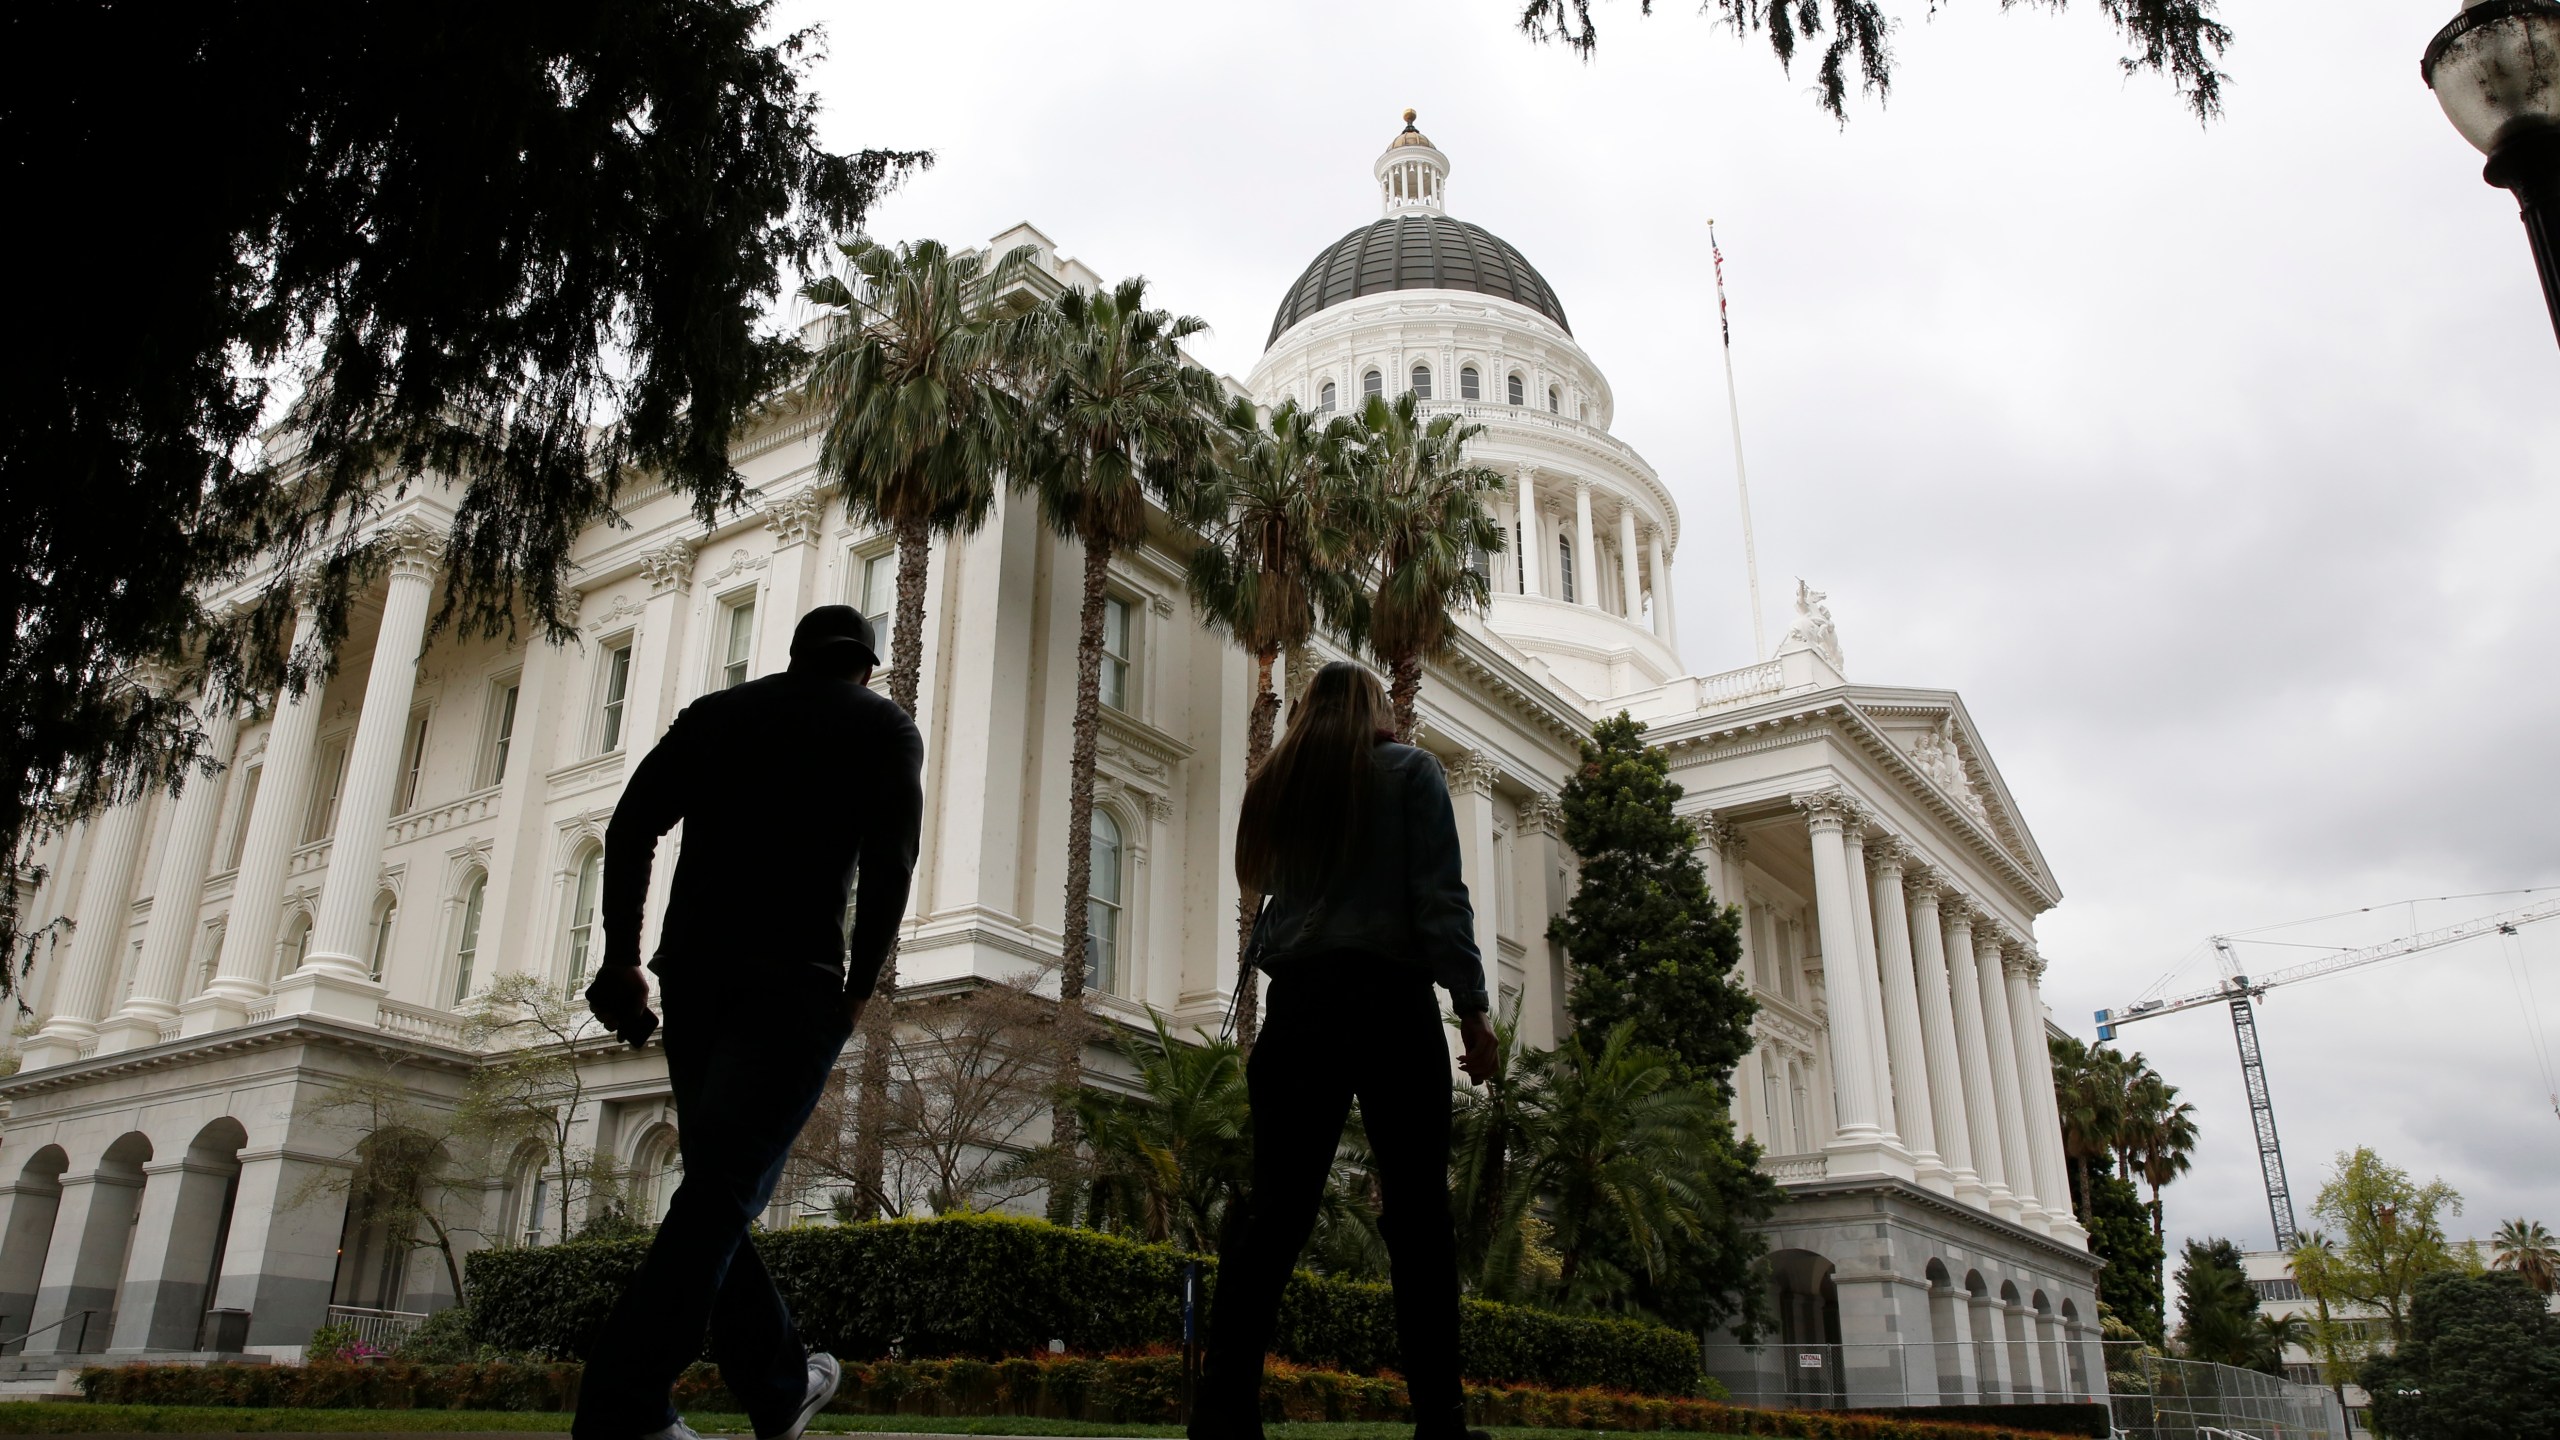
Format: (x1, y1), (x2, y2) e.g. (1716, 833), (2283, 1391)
(1710, 220), (1733, 351)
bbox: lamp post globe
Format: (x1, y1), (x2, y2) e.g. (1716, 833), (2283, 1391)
(2425, 0), (2560, 346)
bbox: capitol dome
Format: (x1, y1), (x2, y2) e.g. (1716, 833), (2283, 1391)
(1266, 214), (1570, 347)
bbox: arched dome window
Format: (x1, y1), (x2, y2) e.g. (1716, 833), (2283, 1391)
(1555, 534), (1576, 603)
(1318, 380), (1337, 414)
(1410, 363), (1432, 400)
(1460, 366), (1480, 401)
(1362, 370), (1383, 401)
(1507, 372), (1525, 406)
(1547, 385), (1561, 413)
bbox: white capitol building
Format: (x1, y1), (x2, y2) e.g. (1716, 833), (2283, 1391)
(0, 118), (2101, 1405)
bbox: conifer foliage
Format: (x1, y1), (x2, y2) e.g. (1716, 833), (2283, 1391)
(1549, 714), (1754, 1081)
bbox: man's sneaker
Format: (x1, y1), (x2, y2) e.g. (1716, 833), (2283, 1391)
(640, 1421), (707, 1440)
(762, 1350), (842, 1440)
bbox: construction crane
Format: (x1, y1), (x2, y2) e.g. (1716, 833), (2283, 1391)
(2096, 892), (2560, 1251)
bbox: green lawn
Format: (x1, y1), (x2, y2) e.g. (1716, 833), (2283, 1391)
(0, 1407), (1748, 1439)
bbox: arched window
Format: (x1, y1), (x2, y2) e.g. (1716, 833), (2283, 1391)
(1086, 810), (1124, 996)
(1361, 369), (1383, 401)
(367, 892), (398, 980)
(1409, 363), (1432, 400)
(1506, 372), (1525, 406)
(564, 845), (603, 982)
(452, 871), (487, 1004)
(1547, 385), (1562, 413)
(1556, 534), (1577, 603)
(281, 910), (313, 975)
(1317, 379), (1337, 414)
(505, 1147), (551, 1246)
(630, 1127), (682, 1224)
(1460, 366), (1481, 401)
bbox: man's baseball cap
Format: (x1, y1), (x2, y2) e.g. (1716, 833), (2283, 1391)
(790, 604), (881, 669)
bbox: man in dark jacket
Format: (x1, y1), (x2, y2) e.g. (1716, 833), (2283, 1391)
(574, 605), (923, 1440)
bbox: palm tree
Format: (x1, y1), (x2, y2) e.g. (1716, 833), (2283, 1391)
(1515, 1020), (1721, 1301)
(1010, 276), (1221, 1149)
(1072, 1011), (1250, 1253)
(2248, 1311), (2310, 1377)
(2049, 1035), (2128, 1224)
(801, 236), (1032, 1219)
(1185, 397), (1364, 1044)
(2129, 1073), (2199, 1240)
(2492, 1217), (2560, 1295)
(1343, 392), (1506, 742)
(1449, 997), (1543, 1300)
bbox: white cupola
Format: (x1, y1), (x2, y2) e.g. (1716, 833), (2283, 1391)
(1374, 109), (1449, 216)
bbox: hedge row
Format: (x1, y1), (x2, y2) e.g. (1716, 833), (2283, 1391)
(463, 1212), (1701, 1396)
(78, 1355), (2094, 1440)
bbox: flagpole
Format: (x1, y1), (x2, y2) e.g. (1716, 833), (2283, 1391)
(1710, 219), (1768, 662)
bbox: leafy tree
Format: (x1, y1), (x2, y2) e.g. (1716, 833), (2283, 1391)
(1513, 0), (2232, 122)
(2, 1), (923, 987)
(2491, 1217), (2559, 1296)
(1186, 397), (1366, 1045)
(1009, 276), (1221, 1151)
(1071, 1013), (1252, 1254)
(2088, 1172), (2166, 1345)
(2173, 1235), (2264, 1370)
(2295, 1146), (2465, 1348)
(1549, 714), (1754, 1083)
(2361, 1271), (2560, 1440)
(1342, 393), (1506, 742)
(458, 973), (626, 1244)
(800, 234), (1034, 1217)
(293, 1063), (487, 1302)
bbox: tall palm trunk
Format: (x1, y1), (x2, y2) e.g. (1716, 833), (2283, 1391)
(849, 513), (935, 1218)
(1230, 645), (1280, 1047)
(1387, 652), (1423, 743)
(1052, 530), (1117, 1168)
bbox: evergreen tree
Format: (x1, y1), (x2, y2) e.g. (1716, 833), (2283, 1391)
(2088, 1173), (2167, 1345)
(2174, 1236), (2266, 1369)
(2361, 1271), (2560, 1440)
(1550, 713), (1754, 1081)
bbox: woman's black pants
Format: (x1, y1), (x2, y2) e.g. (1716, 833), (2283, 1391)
(1192, 958), (1466, 1440)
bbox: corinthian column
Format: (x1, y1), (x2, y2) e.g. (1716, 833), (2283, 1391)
(1647, 528), (1675, 645)
(96, 699), (243, 1053)
(1516, 467), (1542, 596)
(1905, 871), (1983, 1203)
(186, 598), (326, 1035)
(20, 789), (155, 1068)
(1975, 919), (2048, 1232)
(1616, 504), (1642, 621)
(1794, 794), (1902, 1177)
(753, 488), (827, 678)
(1867, 839), (1945, 1191)
(289, 523), (440, 1014)
(1840, 827), (1902, 1145)
(2007, 946), (2086, 1243)
(1572, 482), (1596, 608)
(1942, 899), (2015, 1218)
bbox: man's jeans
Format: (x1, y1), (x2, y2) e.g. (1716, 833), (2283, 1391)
(571, 973), (851, 1439)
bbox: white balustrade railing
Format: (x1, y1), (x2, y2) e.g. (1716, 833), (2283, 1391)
(1761, 1151), (1831, 1182)
(376, 999), (467, 1047)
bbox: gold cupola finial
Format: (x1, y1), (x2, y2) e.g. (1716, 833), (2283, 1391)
(1404, 107), (1418, 124)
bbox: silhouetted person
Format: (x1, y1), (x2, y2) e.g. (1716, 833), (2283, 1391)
(1192, 661), (1498, 1440)
(576, 605), (923, 1440)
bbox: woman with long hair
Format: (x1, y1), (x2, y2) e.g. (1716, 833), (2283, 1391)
(1191, 660), (1498, 1440)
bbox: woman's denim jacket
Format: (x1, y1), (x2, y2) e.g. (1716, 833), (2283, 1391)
(1248, 742), (1489, 1015)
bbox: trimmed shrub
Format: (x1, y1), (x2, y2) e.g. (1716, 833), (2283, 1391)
(464, 1212), (1700, 1395)
(79, 1355), (2093, 1440)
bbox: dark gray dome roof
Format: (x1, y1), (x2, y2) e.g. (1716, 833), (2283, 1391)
(1266, 214), (1570, 347)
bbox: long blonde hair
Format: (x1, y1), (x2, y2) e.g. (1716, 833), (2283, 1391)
(1235, 662), (1392, 895)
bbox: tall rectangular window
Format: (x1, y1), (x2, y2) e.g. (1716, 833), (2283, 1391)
(720, 595), (756, 689)
(453, 873), (486, 1004)
(1555, 535), (1577, 605)
(1099, 595), (1133, 711)
(481, 677), (521, 787)
(304, 737), (349, 843)
(565, 848), (602, 981)
(856, 552), (896, 659)
(597, 643), (633, 753)
(395, 709), (431, 815)
(223, 764), (262, 871)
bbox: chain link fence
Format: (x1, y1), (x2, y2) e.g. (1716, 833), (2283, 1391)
(2107, 1348), (2352, 1440)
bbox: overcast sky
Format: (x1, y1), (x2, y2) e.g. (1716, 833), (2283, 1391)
(777, 0), (2560, 1258)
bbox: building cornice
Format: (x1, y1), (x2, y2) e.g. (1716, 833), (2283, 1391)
(0, 1012), (477, 1098)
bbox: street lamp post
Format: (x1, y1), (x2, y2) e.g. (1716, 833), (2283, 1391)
(2425, 0), (2560, 346)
